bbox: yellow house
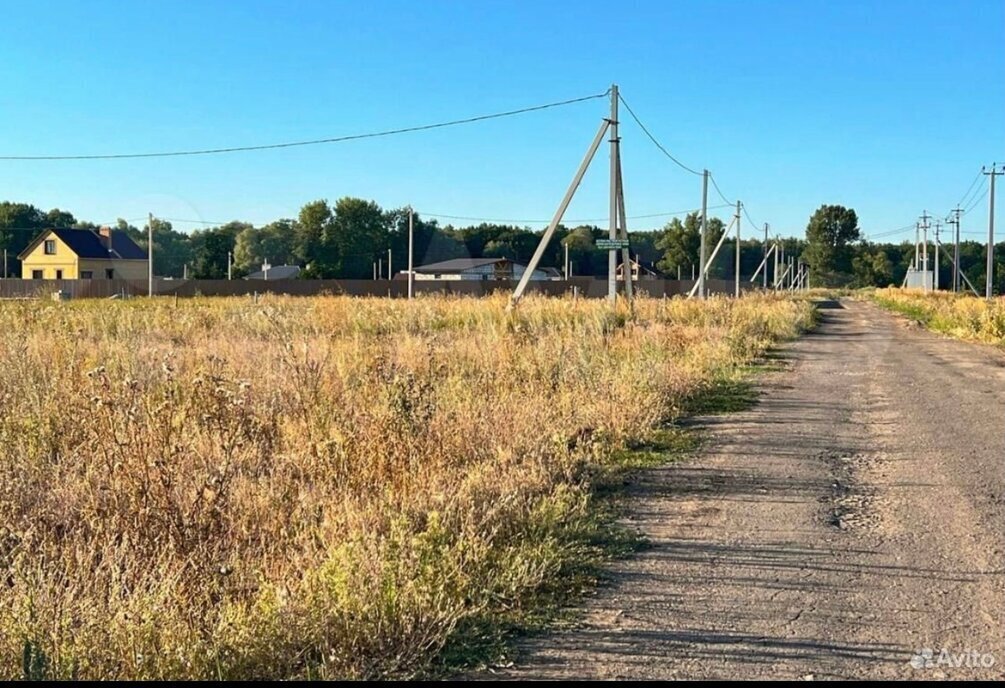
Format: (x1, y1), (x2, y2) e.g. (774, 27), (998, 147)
(18, 227), (148, 281)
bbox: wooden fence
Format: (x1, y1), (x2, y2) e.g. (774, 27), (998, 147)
(0, 277), (751, 300)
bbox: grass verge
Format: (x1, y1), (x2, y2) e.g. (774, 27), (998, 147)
(0, 293), (814, 680)
(868, 288), (1005, 347)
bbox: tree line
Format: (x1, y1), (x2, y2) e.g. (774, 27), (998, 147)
(1, 199), (1002, 292)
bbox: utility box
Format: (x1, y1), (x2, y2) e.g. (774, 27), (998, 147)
(904, 269), (933, 290)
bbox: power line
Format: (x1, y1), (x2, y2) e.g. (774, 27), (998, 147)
(616, 94), (703, 176)
(956, 169), (984, 209)
(0, 91), (610, 161)
(963, 185), (989, 215)
(708, 172), (734, 206)
(420, 204), (733, 225)
(861, 223), (916, 241)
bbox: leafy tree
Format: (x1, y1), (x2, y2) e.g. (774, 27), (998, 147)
(296, 200), (337, 277)
(561, 225), (600, 276)
(655, 212), (725, 277)
(0, 202), (46, 275)
(45, 208), (77, 228)
(234, 220), (297, 275)
(330, 197), (389, 279)
(804, 205), (860, 285)
(133, 218), (191, 278)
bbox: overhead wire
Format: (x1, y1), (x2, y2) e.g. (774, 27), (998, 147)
(420, 204), (733, 226)
(616, 94), (703, 177)
(0, 91), (610, 160)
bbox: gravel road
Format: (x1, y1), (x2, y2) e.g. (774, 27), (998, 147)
(497, 298), (1005, 680)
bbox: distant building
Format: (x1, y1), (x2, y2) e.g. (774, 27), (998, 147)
(616, 257), (662, 281)
(412, 257), (556, 281)
(18, 227), (147, 280)
(245, 263), (301, 280)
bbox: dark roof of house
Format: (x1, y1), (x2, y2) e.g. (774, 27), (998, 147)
(18, 228), (147, 261)
(108, 230), (147, 260)
(414, 257), (513, 274)
(245, 265), (301, 280)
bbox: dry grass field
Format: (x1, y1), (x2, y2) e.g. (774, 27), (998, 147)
(870, 288), (1005, 346)
(0, 293), (813, 679)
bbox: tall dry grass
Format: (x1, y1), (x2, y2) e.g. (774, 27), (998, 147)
(870, 288), (1005, 346)
(0, 293), (812, 679)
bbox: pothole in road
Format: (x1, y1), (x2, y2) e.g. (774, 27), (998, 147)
(821, 452), (880, 532)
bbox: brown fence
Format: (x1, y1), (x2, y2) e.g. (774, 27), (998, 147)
(0, 277), (751, 300)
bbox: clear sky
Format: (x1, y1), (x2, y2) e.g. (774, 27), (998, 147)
(2, 0), (1003, 241)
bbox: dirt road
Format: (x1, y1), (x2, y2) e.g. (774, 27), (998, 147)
(500, 299), (1005, 679)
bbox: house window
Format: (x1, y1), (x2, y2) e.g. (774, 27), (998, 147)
(80, 271), (93, 279)
(105, 269), (115, 279)
(32, 270), (43, 279)
(44, 240), (56, 255)
(55, 270), (63, 280)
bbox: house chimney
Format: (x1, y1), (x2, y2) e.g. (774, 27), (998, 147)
(97, 226), (112, 249)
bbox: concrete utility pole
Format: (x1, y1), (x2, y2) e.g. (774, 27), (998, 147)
(933, 221), (941, 290)
(688, 214), (737, 298)
(387, 248), (392, 281)
(615, 153), (633, 303)
(920, 211), (931, 292)
(949, 207), (962, 293)
(778, 242), (785, 289)
(148, 212), (154, 297)
(763, 223), (769, 289)
(407, 207), (414, 299)
(564, 242), (569, 280)
(735, 201), (741, 297)
(227, 251), (232, 281)
(983, 164), (1003, 299)
(510, 107), (610, 306)
(914, 222), (920, 271)
(698, 169), (709, 299)
(608, 83), (619, 304)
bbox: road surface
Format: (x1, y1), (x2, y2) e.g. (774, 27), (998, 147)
(498, 298), (1005, 680)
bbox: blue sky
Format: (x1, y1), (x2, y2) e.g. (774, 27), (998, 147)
(2, 0), (1003, 241)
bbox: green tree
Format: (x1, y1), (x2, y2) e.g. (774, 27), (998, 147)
(45, 208), (77, 228)
(1, 203), (44, 275)
(234, 220), (297, 275)
(561, 225), (599, 276)
(296, 200), (337, 277)
(329, 197), (389, 278)
(134, 218), (192, 278)
(655, 212), (725, 277)
(804, 205), (860, 285)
